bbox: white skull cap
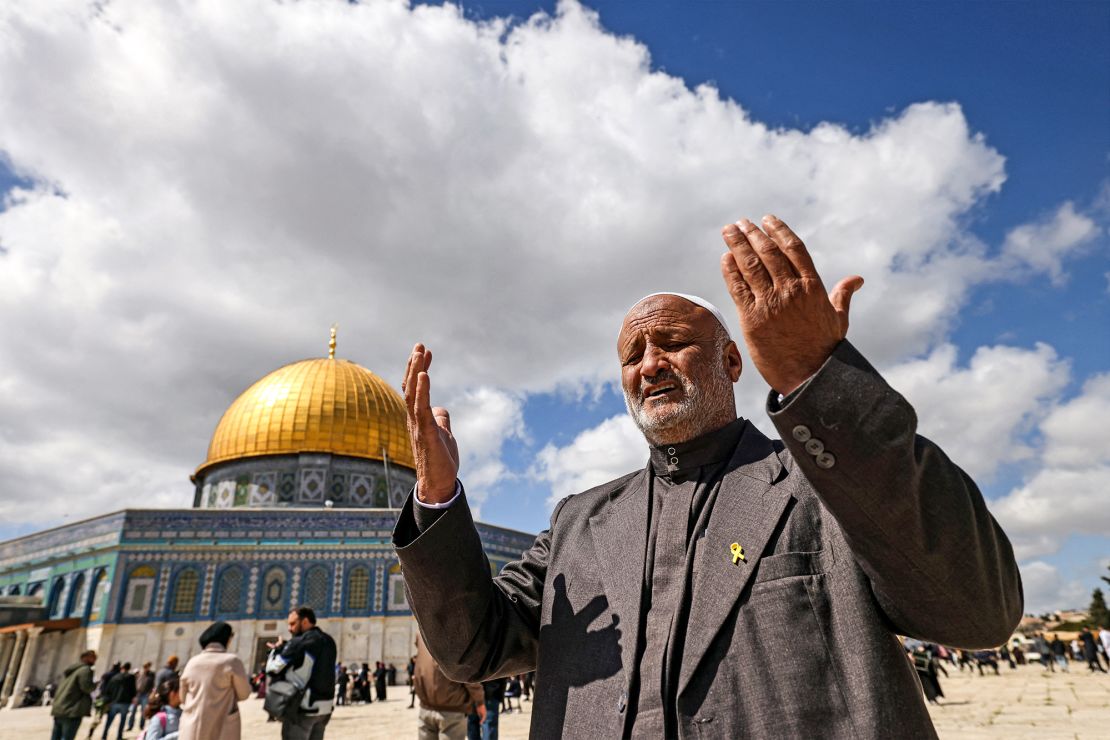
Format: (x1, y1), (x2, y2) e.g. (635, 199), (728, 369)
(626, 292), (733, 341)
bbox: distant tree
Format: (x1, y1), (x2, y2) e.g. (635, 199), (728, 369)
(1088, 588), (1110, 628)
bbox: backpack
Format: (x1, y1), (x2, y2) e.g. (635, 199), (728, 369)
(263, 679), (304, 721)
(137, 711), (166, 740)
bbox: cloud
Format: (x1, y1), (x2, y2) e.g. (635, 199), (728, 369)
(1000, 201), (1101, 285)
(882, 343), (1069, 480)
(1040, 372), (1110, 468)
(444, 386), (525, 508)
(0, 0), (1102, 528)
(987, 371), (1110, 560)
(1019, 561), (1089, 614)
(532, 414), (647, 505)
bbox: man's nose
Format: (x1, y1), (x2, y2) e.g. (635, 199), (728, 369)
(640, 345), (670, 378)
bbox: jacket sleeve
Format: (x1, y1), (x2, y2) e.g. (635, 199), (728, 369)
(230, 658), (252, 701)
(393, 487), (567, 683)
(767, 339), (1023, 648)
(78, 666), (94, 694)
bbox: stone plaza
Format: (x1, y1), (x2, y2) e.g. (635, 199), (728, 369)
(2, 663), (1107, 739)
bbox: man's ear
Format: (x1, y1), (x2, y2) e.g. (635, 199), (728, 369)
(725, 341), (742, 382)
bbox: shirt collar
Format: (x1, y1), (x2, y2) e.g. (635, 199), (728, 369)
(649, 418), (746, 478)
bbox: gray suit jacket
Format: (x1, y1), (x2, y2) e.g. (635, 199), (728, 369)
(393, 341), (1023, 739)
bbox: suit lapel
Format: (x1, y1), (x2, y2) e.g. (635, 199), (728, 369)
(589, 468), (651, 686)
(677, 425), (791, 695)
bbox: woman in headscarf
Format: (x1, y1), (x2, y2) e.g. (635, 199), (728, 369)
(178, 621), (251, 740)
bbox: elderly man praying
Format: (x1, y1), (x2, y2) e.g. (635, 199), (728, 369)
(393, 215), (1022, 739)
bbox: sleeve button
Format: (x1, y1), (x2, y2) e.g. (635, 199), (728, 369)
(791, 425), (812, 442)
(804, 438), (824, 456)
(815, 452), (836, 469)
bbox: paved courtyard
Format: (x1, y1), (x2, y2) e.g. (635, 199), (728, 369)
(2, 665), (1107, 739)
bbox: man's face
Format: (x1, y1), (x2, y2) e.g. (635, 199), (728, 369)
(84, 653), (97, 666)
(618, 295), (740, 445)
(287, 613), (310, 636)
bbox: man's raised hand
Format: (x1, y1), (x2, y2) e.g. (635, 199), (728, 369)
(720, 215), (864, 395)
(402, 344), (460, 504)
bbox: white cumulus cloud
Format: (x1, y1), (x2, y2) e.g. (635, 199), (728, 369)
(0, 0), (1102, 533)
(532, 414), (647, 506)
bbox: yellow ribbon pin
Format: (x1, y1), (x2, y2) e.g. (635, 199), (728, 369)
(730, 542), (745, 564)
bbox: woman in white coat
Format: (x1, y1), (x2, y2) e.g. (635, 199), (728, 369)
(178, 622), (251, 740)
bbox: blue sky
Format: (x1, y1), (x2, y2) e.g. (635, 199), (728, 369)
(0, 0), (1107, 614)
(456, 0), (1110, 605)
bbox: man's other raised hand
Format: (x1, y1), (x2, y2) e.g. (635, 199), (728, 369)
(720, 215), (864, 396)
(402, 344), (460, 504)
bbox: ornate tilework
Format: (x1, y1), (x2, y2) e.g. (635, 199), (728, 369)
(299, 469), (326, 503)
(251, 472), (277, 506)
(349, 475), (375, 506)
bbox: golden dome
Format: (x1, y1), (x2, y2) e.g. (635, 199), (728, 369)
(196, 356), (414, 476)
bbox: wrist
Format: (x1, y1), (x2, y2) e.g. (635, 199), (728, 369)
(416, 481), (457, 504)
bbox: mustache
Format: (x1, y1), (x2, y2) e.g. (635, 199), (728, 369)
(632, 368), (689, 402)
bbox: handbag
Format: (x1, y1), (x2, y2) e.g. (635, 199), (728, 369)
(263, 679), (304, 721)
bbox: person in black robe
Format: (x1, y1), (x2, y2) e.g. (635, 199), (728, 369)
(912, 647), (943, 704)
(374, 662), (387, 701)
(358, 663), (372, 703)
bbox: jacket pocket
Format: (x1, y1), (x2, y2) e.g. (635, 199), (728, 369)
(753, 548), (832, 585)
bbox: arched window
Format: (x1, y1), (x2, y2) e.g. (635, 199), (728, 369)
(303, 566), (329, 613)
(88, 569), (110, 622)
(122, 566), (155, 619)
(386, 563), (408, 612)
(27, 582), (42, 597)
(8, 584), (20, 596)
(346, 566), (370, 613)
(215, 567), (245, 615)
(170, 569), (200, 616)
(67, 573), (87, 617)
(47, 577), (65, 618)
(260, 567), (287, 614)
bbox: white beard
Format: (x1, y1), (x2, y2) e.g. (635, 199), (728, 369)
(623, 347), (735, 444)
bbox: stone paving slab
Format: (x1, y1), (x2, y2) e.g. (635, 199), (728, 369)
(2, 665), (1108, 738)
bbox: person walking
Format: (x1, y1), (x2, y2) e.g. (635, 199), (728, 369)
(1049, 635), (1070, 673)
(127, 662), (156, 733)
(407, 656), (417, 709)
(179, 621), (252, 740)
(467, 678), (504, 740)
(100, 663), (137, 740)
(1034, 634), (1054, 672)
(335, 665), (348, 707)
(1080, 627), (1108, 673)
(265, 606), (337, 740)
(143, 676), (183, 740)
(50, 650), (97, 740)
(413, 632), (484, 740)
(999, 643), (1015, 670)
(911, 647), (943, 705)
(154, 657), (180, 693)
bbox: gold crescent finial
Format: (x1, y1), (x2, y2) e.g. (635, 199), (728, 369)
(328, 323), (338, 359)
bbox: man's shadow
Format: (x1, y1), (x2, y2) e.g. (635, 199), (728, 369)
(534, 574), (623, 733)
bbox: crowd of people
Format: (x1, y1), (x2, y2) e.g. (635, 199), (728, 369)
(906, 625), (1110, 705)
(37, 601), (539, 740)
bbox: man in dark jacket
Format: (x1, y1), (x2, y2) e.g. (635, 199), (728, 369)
(126, 662), (155, 732)
(153, 655), (178, 691)
(49, 650), (97, 740)
(99, 662), (136, 740)
(266, 605), (338, 740)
